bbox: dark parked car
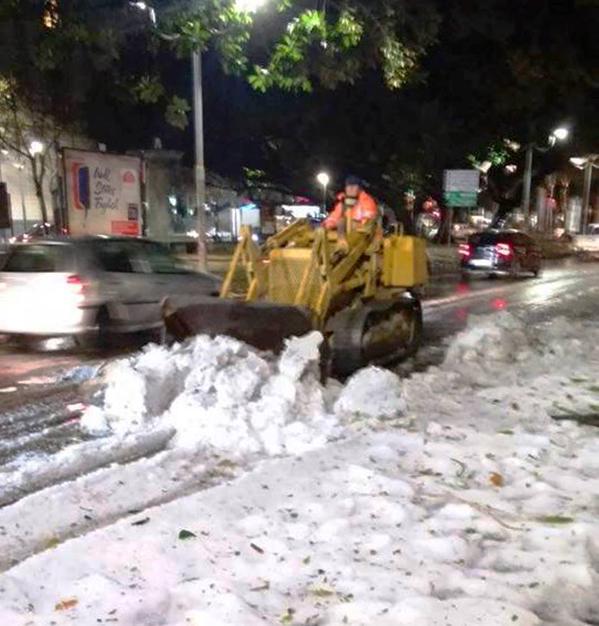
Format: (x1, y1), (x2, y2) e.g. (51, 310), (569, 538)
(459, 230), (542, 279)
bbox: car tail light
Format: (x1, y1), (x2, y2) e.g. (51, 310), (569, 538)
(495, 243), (513, 258)
(66, 274), (88, 296)
(458, 243), (471, 257)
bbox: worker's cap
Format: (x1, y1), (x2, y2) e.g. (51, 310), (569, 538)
(345, 175), (364, 187)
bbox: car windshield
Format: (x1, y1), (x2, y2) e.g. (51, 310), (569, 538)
(2, 244), (71, 272)
(139, 242), (191, 274)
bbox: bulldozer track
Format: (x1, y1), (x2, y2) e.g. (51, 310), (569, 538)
(330, 298), (423, 377)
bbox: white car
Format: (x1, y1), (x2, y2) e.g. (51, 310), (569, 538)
(0, 238), (220, 342)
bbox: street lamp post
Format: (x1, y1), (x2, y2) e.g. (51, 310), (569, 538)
(28, 140), (49, 232)
(521, 127), (569, 227)
(191, 49), (207, 270)
(316, 172), (330, 214)
(570, 155), (599, 233)
(130, 0), (267, 270)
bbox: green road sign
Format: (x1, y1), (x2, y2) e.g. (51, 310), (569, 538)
(444, 191), (478, 207)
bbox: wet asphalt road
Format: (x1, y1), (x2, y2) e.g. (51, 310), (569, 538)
(0, 257), (598, 465)
(2, 258), (598, 390)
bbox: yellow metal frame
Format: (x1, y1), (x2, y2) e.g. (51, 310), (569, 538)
(220, 226), (266, 302)
(220, 220), (424, 329)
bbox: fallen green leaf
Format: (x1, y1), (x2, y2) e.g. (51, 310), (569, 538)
(312, 587), (335, 597)
(536, 516), (574, 525)
(178, 529), (197, 540)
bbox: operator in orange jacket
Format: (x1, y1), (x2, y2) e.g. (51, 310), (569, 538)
(323, 175), (378, 231)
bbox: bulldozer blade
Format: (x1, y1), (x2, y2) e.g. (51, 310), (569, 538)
(163, 297), (315, 354)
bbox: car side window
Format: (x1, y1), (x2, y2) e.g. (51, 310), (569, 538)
(94, 243), (135, 273)
(138, 242), (188, 274)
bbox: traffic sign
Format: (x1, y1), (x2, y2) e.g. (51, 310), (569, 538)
(444, 191), (478, 207)
(443, 170), (480, 207)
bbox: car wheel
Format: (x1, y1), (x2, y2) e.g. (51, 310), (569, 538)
(96, 306), (113, 349)
(76, 306), (112, 351)
(532, 266), (542, 278)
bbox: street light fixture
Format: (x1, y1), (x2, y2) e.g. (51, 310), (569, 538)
(551, 127), (569, 142)
(521, 126), (570, 227)
(569, 154), (599, 234)
(29, 141), (44, 156)
(316, 172), (330, 214)
(235, 0), (268, 12)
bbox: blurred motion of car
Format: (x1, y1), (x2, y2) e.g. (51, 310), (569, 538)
(459, 230), (542, 278)
(0, 237), (221, 343)
(8, 222), (68, 244)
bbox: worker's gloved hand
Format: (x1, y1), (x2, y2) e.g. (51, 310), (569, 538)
(335, 237), (350, 256)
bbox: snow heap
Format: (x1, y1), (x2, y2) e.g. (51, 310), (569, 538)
(1, 311), (599, 625)
(442, 311), (599, 388)
(335, 367), (406, 419)
(83, 332), (405, 459)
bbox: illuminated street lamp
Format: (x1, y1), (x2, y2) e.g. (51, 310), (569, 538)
(521, 126), (570, 226)
(29, 140), (44, 156)
(570, 154), (599, 233)
(316, 172), (330, 213)
(235, 0), (268, 11)
(552, 127), (569, 142)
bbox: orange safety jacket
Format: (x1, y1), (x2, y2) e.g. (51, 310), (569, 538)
(323, 191), (379, 230)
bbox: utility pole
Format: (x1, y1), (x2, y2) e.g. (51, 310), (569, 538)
(520, 127), (569, 228)
(192, 50), (207, 270)
(316, 172), (330, 214)
(130, 0), (267, 271)
(570, 155), (598, 234)
(522, 145), (534, 225)
(16, 163), (27, 232)
(581, 160), (593, 234)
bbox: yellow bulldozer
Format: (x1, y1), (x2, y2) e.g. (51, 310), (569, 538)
(164, 219), (428, 377)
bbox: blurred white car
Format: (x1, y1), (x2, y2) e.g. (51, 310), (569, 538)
(0, 237), (220, 341)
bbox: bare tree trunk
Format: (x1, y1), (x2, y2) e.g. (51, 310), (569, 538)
(29, 156), (49, 227)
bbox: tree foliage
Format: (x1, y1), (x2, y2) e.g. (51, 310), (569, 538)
(0, 78), (65, 222)
(162, 0), (440, 93)
(0, 0), (596, 209)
